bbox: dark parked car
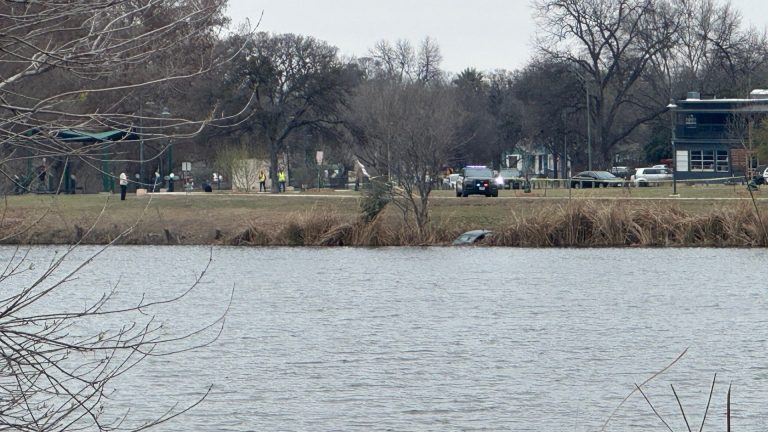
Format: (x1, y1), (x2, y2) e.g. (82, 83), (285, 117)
(570, 171), (624, 188)
(456, 166), (498, 197)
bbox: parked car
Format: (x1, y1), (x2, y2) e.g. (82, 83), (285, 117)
(610, 166), (630, 179)
(496, 168), (525, 189)
(443, 173), (462, 189)
(456, 166), (498, 197)
(631, 167), (672, 187)
(754, 165), (768, 180)
(452, 229), (493, 245)
(570, 171), (624, 188)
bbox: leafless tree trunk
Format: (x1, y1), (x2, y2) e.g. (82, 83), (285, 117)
(534, 0), (680, 167)
(347, 79), (468, 235)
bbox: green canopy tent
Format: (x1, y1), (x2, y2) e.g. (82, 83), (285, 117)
(52, 129), (139, 193)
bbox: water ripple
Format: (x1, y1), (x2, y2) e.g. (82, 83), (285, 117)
(3, 246), (767, 431)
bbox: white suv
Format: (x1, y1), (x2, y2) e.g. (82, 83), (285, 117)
(632, 167), (672, 187)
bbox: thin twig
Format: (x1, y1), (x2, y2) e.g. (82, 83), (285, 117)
(671, 383), (692, 432)
(727, 382), (731, 432)
(745, 183), (768, 245)
(698, 373), (717, 432)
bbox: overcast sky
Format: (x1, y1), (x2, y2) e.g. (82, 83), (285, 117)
(226, 0), (768, 74)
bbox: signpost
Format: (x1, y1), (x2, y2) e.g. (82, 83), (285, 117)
(316, 151), (324, 189)
(182, 162), (192, 191)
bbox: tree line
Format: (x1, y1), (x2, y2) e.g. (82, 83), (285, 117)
(193, 0), (768, 189)
(3, 0), (767, 196)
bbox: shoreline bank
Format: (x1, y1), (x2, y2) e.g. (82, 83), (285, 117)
(2, 192), (767, 247)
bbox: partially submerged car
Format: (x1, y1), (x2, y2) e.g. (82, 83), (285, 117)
(452, 229), (493, 245)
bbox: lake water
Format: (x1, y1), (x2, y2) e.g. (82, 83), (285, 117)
(2, 246), (768, 431)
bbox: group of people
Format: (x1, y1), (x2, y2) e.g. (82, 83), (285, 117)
(118, 167), (287, 200)
(258, 168), (286, 192)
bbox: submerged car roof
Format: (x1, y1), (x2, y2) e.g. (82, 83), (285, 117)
(452, 229), (492, 245)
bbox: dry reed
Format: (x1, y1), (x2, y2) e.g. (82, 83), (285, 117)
(490, 201), (767, 247)
(225, 200), (768, 247)
(224, 201), (768, 247)
(5, 200), (765, 247)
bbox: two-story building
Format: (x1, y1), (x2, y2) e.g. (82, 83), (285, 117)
(672, 90), (768, 181)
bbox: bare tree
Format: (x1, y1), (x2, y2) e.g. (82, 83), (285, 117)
(368, 39), (417, 82)
(656, 0), (768, 98)
(368, 37), (444, 84)
(534, 0), (681, 167)
(0, 0), (231, 192)
(417, 37), (444, 83)
(347, 79), (468, 234)
(215, 32), (358, 193)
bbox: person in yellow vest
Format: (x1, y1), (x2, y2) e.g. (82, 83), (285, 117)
(277, 168), (286, 192)
(258, 170), (267, 192)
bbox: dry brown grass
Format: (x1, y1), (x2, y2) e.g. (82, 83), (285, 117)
(2, 193), (767, 247)
(488, 201), (767, 247)
(221, 200), (768, 247)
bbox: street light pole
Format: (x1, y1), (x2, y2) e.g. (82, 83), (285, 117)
(161, 107), (171, 177)
(387, 140), (391, 182)
(667, 102), (678, 196)
(586, 84), (592, 171)
(139, 103), (144, 187)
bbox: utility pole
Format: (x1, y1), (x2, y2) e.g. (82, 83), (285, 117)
(667, 101), (678, 196)
(562, 110), (568, 180)
(139, 103), (144, 187)
(586, 84), (592, 171)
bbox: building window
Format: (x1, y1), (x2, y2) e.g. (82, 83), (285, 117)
(685, 114), (697, 128)
(690, 150), (714, 171)
(716, 150), (729, 172)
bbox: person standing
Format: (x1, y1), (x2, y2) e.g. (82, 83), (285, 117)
(37, 159), (47, 192)
(277, 168), (286, 193)
(119, 172), (128, 200)
(258, 170), (267, 192)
